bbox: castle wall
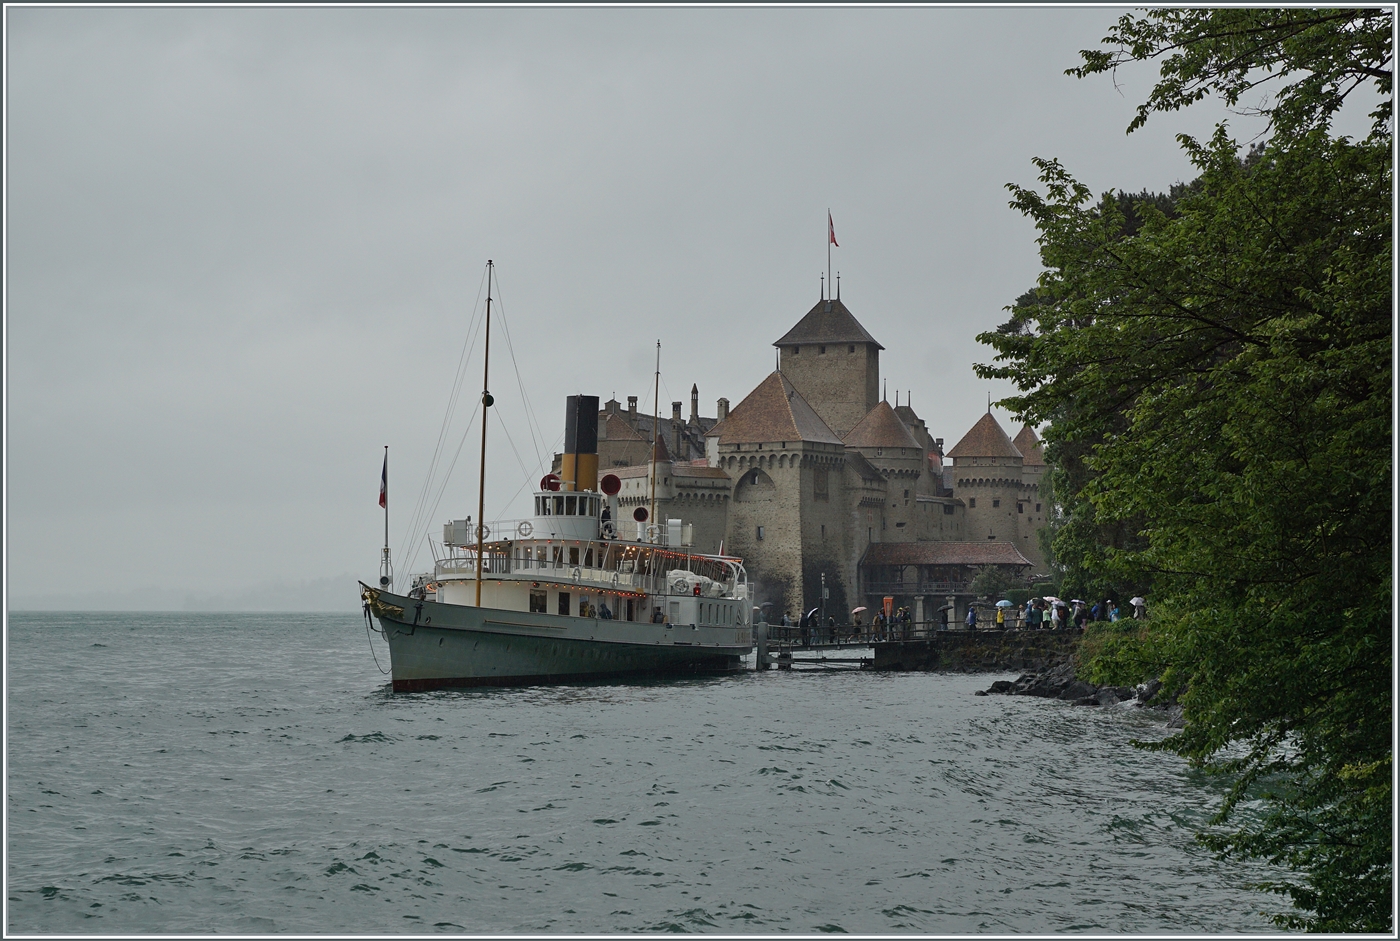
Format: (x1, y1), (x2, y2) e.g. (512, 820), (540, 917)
(779, 342), (879, 437)
(952, 454), (1024, 548)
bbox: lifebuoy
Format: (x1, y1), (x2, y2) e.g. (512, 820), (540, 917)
(572, 567), (582, 582)
(610, 572), (620, 588)
(517, 521), (533, 537)
(476, 523), (491, 540)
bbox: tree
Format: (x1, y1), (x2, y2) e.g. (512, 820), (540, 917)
(978, 10), (1391, 932)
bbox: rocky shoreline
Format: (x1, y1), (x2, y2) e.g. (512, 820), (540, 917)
(977, 659), (1183, 727)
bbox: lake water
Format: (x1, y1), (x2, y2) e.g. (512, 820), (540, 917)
(6, 611), (1285, 934)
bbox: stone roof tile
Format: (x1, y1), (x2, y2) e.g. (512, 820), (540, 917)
(946, 412), (1022, 459)
(1012, 425), (1046, 466)
(863, 541), (1033, 567)
(773, 298), (884, 350)
(843, 401), (922, 450)
(707, 371), (843, 446)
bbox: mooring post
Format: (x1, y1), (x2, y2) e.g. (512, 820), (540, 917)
(754, 620), (770, 670)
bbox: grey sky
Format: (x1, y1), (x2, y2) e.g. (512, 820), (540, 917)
(7, 6), (1255, 607)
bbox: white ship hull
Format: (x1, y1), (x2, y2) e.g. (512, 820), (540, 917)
(364, 585), (751, 691)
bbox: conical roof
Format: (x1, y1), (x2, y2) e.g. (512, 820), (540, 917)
(707, 371), (842, 445)
(946, 411), (1022, 459)
(1012, 424), (1045, 466)
(773, 298), (884, 350)
(651, 433), (671, 463)
(843, 401), (921, 451)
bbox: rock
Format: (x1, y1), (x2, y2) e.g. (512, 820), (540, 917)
(974, 689), (987, 696)
(1058, 679), (1098, 701)
(1072, 696), (1100, 706)
(986, 680), (1016, 695)
(1095, 686), (1135, 706)
(1138, 678), (1163, 703)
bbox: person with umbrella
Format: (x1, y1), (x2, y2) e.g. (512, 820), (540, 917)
(851, 606), (866, 643)
(1131, 596), (1146, 619)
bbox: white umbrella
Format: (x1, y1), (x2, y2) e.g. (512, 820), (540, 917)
(1130, 596), (1146, 606)
(1041, 596), (1060, 604)
(851, 606), (868, 614)
(995, 600), (1015, 607)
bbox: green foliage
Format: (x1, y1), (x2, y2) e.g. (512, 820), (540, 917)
(969, 564), (1018, 601)
(1071, 8), (1393, 139)
(980, 10), (1392, 930)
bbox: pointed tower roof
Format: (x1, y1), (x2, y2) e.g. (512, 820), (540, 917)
(773, 298), (884, 350)
(707, 371), (842, 445)
(843, 401), (921, 450)
(1012, 424), (1045, 466)
(946, 411), (1022, 459)
(651, 433), (671, 463)
(600, 410), (645, 442)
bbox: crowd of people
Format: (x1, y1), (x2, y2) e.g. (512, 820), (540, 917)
(771, 595), (1146, 644)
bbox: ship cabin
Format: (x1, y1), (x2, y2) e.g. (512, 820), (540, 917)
(426, 489), (750, 630)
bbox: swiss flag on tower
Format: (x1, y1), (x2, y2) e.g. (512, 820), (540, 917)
(828, 211), (838, 247)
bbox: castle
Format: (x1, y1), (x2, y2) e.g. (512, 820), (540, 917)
(562, 291), (1049, 626)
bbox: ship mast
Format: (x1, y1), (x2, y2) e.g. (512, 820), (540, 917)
(649, 339), (659, 540)
(475, 260), (494, 606)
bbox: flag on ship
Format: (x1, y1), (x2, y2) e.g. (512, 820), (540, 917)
(379, 453), (387, 508)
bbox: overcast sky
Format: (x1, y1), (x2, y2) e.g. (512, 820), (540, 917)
(8, 5), (1259, 607)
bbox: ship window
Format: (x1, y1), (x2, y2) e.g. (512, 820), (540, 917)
(537, 546), (547, 563)
(558, 592), (570, 615)
(585, 548), (594, 568)
(565, 495), (577, 516)
(569, 547), (580, 566)
(529, 589), (547, 613)
(552, 546), (564, 567)
(535, 496), (542, 515)
(626, 598), (634, 621)
(553, 496), (564, 515)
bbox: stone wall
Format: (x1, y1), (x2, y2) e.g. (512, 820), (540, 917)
(780, 341), (879, 438)
(870, 628), (1081, 673)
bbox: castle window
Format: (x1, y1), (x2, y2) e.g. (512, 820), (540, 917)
(819, 345), (827, 354)
(1018, 503), (1024, 513)
(848, 345), (855, 353)
(943, 504), (954, 515)
(756, 525), (765, 541)
(969, 498), (976, 508)
(1036, 503), (1042, 512)
(821, 525), (826, 538)
(992, 499), (1000, 508)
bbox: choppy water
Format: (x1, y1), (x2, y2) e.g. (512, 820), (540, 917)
(6, 611), (1284, 934)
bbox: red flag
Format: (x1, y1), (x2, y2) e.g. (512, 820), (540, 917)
(828, 212), (838, 247)
(378, 453), (387, 508)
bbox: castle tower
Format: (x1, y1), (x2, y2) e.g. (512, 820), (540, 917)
(1011, 424), (1048, 571)
(773, 297), (883, 438)
(707, 371), (848, 621)
(843, 400), (924, 543)
(947, 411), (1024, 548)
